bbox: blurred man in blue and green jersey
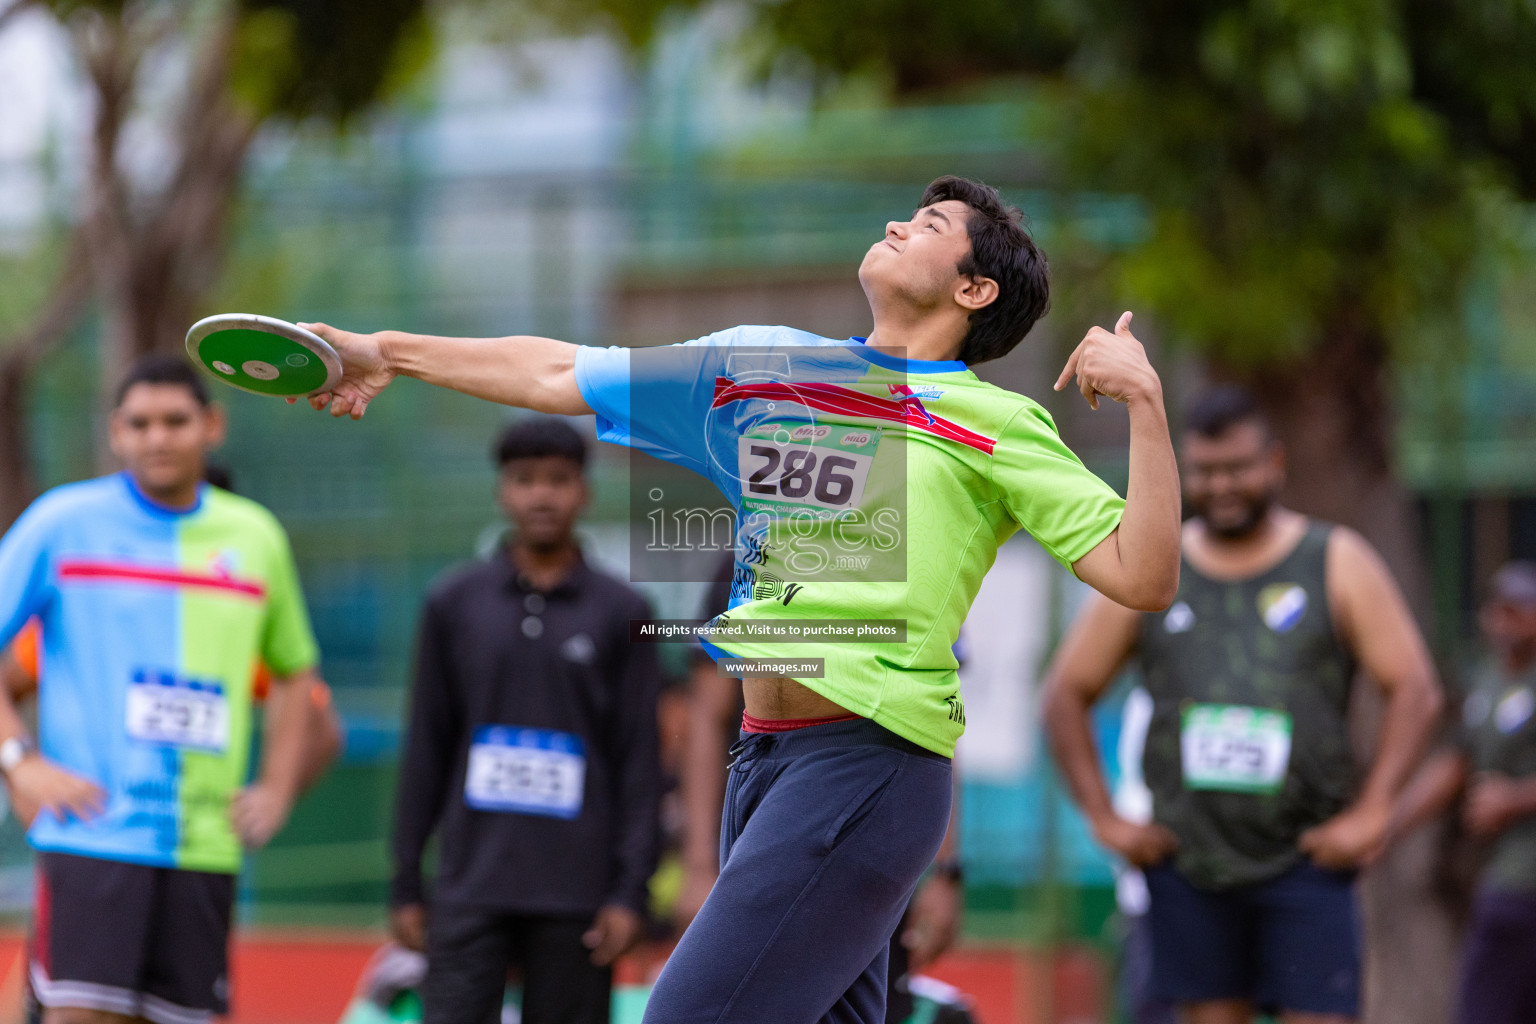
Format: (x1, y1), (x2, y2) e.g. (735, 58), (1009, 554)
(0, 355), (325, 1024)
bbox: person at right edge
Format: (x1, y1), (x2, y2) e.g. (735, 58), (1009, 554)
(1389, 561), (1536, 1024)
(1043, 385), (1442, 1024)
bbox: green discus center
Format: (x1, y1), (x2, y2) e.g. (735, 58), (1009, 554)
(196, 328), (329, 395)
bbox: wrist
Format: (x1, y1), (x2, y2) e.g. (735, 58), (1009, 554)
(1086, 807), (1122, 836)
(376, 330), (407, 375)
(1125, 375), (1165, 410)
(1348, 795), (1393, 827)
(0, 736), (36, 777)
(258, 772), (302, 805)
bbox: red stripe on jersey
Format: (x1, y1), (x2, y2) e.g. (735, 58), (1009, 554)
(58, 560), (266, 599)
(711, 378), (997, 455)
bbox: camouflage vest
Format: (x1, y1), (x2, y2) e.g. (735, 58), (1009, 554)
(1138, 522), (1358, 890)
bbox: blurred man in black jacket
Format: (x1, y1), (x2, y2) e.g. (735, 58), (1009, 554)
(390, 418), (663, 1024)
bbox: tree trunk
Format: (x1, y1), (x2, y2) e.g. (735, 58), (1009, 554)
(1225, 317), (1460, 1024)
(70, 6), (253, 468)
(0, 362), (36, 527)
(0, 231), (93, 528)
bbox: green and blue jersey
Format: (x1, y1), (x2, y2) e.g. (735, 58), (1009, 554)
(0, 473), (318, 873)
(575, 327), (1124, 757)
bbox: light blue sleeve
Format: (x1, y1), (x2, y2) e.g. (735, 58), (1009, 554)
(0, 495), (59, 649)
(573, 327), (750, 475)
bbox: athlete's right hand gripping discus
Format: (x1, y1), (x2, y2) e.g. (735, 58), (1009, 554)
(185, 314), (343, 398)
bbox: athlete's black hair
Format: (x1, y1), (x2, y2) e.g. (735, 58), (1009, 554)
(493, 417), (588, 470)
(918, 176), (1050, 365)
(114, 353), (211, 408)
(1184, 384), (1270, 439)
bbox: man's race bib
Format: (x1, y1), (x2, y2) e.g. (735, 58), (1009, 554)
(126, 670), (230, 753)
(1180, 704), (1292, 794)
(737, 421), (880, 517)
(465, 727), (586, 819)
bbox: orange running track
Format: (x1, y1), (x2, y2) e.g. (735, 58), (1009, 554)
(0, 932), (1106, 1024)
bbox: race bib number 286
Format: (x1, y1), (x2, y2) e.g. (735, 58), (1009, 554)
(737, 421), (880, 516)
(1181, 704), (1292, 795)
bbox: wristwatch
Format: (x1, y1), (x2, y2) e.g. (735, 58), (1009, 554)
(0, 737), (35, 776)
(932, 858), (964, 885)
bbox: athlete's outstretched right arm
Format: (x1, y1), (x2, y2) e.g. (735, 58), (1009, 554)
(295, 325), (591, 420)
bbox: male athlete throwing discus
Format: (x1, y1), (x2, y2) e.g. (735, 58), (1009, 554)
(1043, 386), (1442, 1024)
(0, 355), (325, 1024)
(296, 175), (1183, 1024)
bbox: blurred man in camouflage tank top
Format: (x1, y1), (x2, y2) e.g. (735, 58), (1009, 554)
(1044, 386), (1442, 1024)
(1391, 562), (1536, 1024)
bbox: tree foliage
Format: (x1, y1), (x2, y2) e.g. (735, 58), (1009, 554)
(552, 0), (1536, 371)
(0, 0), (429, 517)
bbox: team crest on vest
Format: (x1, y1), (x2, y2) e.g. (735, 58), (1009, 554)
(1496, 687), (1535, 734)
(1257, 583), (1307, 633)
(1163, 601), (1196, 634)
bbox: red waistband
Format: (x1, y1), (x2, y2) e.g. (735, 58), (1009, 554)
(741, 712), (861, 734)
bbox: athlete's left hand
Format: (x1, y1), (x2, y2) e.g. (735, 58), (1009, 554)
(583, 904), (644, 967)
(230, 781), (296, 849)
(1054, 311), (1161, 411)
(902, 873), (962, 971)
(1298, 800), (1390, 869)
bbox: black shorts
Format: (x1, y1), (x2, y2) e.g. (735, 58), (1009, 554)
(423, 904), (610, 1024)
(1144, 859), (1361, 1016)
(29, 851), (235, 1024)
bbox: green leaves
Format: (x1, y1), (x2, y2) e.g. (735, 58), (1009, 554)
(538, 0), (1532, 370)
(236, 0), (431, 121)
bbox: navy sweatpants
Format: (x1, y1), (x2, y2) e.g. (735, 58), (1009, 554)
(644, 717), (952, 1024)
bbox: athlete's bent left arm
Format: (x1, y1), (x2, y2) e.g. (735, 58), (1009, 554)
(232, 668), (321, 848)
(1056, 313), (1181, 612)
(1298, 529), (1443, 869)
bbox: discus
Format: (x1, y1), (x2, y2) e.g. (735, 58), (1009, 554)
(185, 314), (342, 397)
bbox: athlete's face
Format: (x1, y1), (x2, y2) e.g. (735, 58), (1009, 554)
(1182, 420), (1284, 539)
(498, 456), (588, 550)
(1481, 599), (1536, 666)
(109, 384), (224, 502)
(858, 200), (998, 319)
